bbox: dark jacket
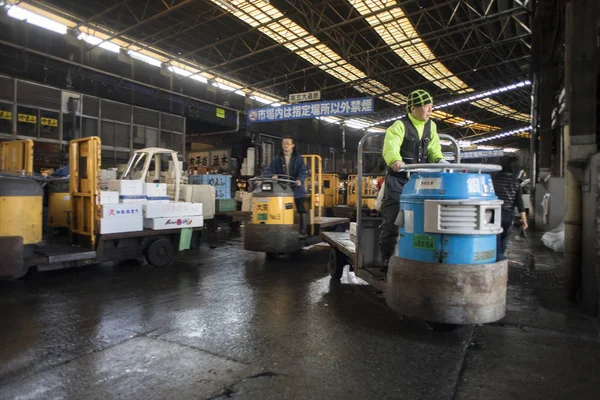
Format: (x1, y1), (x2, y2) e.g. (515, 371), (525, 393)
(492, 172), (525, 214)
(264, 150), (308, 199)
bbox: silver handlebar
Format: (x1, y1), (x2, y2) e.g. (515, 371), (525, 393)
(399, 163), (501, 172)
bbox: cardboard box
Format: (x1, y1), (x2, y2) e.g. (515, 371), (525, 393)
(100, 216), (143, 234)
(100, 191), (120, 205)
(143, 182), (167, 197)
(108, 180), (143, 195)
(175, 184), (215, 219)
(189, 174), (231, 199)
(143, 216), (204, 230)
(143, 202), (203, 218)
(101, 204), (142, 218)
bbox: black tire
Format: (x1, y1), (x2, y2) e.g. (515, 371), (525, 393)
(230, 222), (241, 232)
(145, 238), (175, 267)
(327, 248), (345, 280)
(426, 321), (460, 332)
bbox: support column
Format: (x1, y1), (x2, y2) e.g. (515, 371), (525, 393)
(563, 0), (599, 301)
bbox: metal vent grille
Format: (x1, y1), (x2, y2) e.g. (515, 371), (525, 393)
(161, 113), (183, 132)
(439, 205), (478, 230)
(0, 76), (14, 101)
(133, 107), (159, 127)
(83, 96), (99, 117)
(17, 81), (60, 109)
(102, 100), (130, 123)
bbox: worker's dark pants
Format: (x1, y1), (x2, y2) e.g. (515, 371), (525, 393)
(379, 174), (407, 262)
(496, 211), (514, 261)
(295, 198), (307, 235)
(294, 198), (307, 214)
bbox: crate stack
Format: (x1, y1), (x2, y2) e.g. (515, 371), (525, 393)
(189, 174), (233, 213)
(99, 180), (204, 233)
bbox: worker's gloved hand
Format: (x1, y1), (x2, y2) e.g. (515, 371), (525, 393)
(391, 160), (405, 172)
(436, 159), (450, 164)
(296, 180), (302, 187)
(272, 175), (278, 179)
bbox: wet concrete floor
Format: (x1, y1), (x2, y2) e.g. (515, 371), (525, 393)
(1, 230), (599, 399)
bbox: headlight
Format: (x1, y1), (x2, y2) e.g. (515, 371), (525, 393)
(261, 183), (272, 191)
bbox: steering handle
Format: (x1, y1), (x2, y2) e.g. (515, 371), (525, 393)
(400, 163), (501, 173)
(249, 176), (298, 186)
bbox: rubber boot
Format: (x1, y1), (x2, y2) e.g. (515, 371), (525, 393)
(299, 213), (308, 238)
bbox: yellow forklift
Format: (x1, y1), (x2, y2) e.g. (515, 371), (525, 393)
(244, 154), (349, 258)
(305, 173), (341, 216)
(332, 174), (379, 220)
(0, 137), (204, 279)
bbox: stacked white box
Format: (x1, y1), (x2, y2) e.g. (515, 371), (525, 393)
(144, 216), (203, 230)
(100, 191), (120, 205)
(108, 180), (143, 195)
(143, 202), (203, 218)
(100, 217), (143, 234)
(101, 204), (143, 218)
(120, 195), (147, 204)
(143, 182), (167, 196)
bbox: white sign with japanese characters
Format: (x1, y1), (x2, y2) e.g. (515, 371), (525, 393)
(289, 91), (321, 103)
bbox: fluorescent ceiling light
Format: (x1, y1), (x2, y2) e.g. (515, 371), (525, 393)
(471, 126), (532, 144)
(78, 32), (120, 53)
(7, 6), (67, 35)
(234, 90), (246, 96)
(128, 51), (162, 67)
(318, 116), (341, 124)
(190, 74), (208, 83)
(212, 82), (236, 91)
(169, 66), (193, 77)
(347, 0), (530, 122)
(251, 95), (272, 104)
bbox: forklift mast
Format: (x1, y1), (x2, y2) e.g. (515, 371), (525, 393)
(0, 139), (34, 174)
(69, 137), (101, 249)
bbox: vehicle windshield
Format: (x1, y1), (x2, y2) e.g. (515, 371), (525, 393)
(121, 152), (148, 180)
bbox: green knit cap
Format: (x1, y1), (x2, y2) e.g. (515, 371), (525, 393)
(406, 89), (433, 112)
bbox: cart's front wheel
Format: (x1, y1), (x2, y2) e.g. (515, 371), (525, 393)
(145, 237), (175, 267)
(327, 248), (345, 280)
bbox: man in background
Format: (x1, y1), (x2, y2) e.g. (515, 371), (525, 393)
(264, 136), (308, 237)
(492, 158), (528, 261)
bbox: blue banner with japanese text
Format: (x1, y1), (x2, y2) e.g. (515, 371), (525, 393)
(247, 97), (375, 123)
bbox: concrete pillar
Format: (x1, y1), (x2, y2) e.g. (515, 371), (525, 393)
(563, 0), (599, 301)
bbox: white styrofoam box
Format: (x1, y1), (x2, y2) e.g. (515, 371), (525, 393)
(143, 216), (204, 230)
(143, 182), (167, 197)
(108, 180), (143, 195)
(349, 222), (357, 237)
(146, 197), (170, 204)
(176, 184), (215, 219)
(100, 216), (143, 234)
(241, 195), (252, 212)
(100, 191), (120, 205)
(101, 204), (142, 218)
(143, 202), (203, 218)
(247, 147), (256, 165)
(120, 195), (147, 204)
(101, 169), (117, 183)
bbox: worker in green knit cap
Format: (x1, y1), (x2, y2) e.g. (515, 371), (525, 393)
(379, 89), (448, 268)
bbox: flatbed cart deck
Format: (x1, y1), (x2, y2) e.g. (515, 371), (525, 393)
(207, 211), (252, 232)
(17, 226), (204, 274)
(321, 231), (386, 290)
